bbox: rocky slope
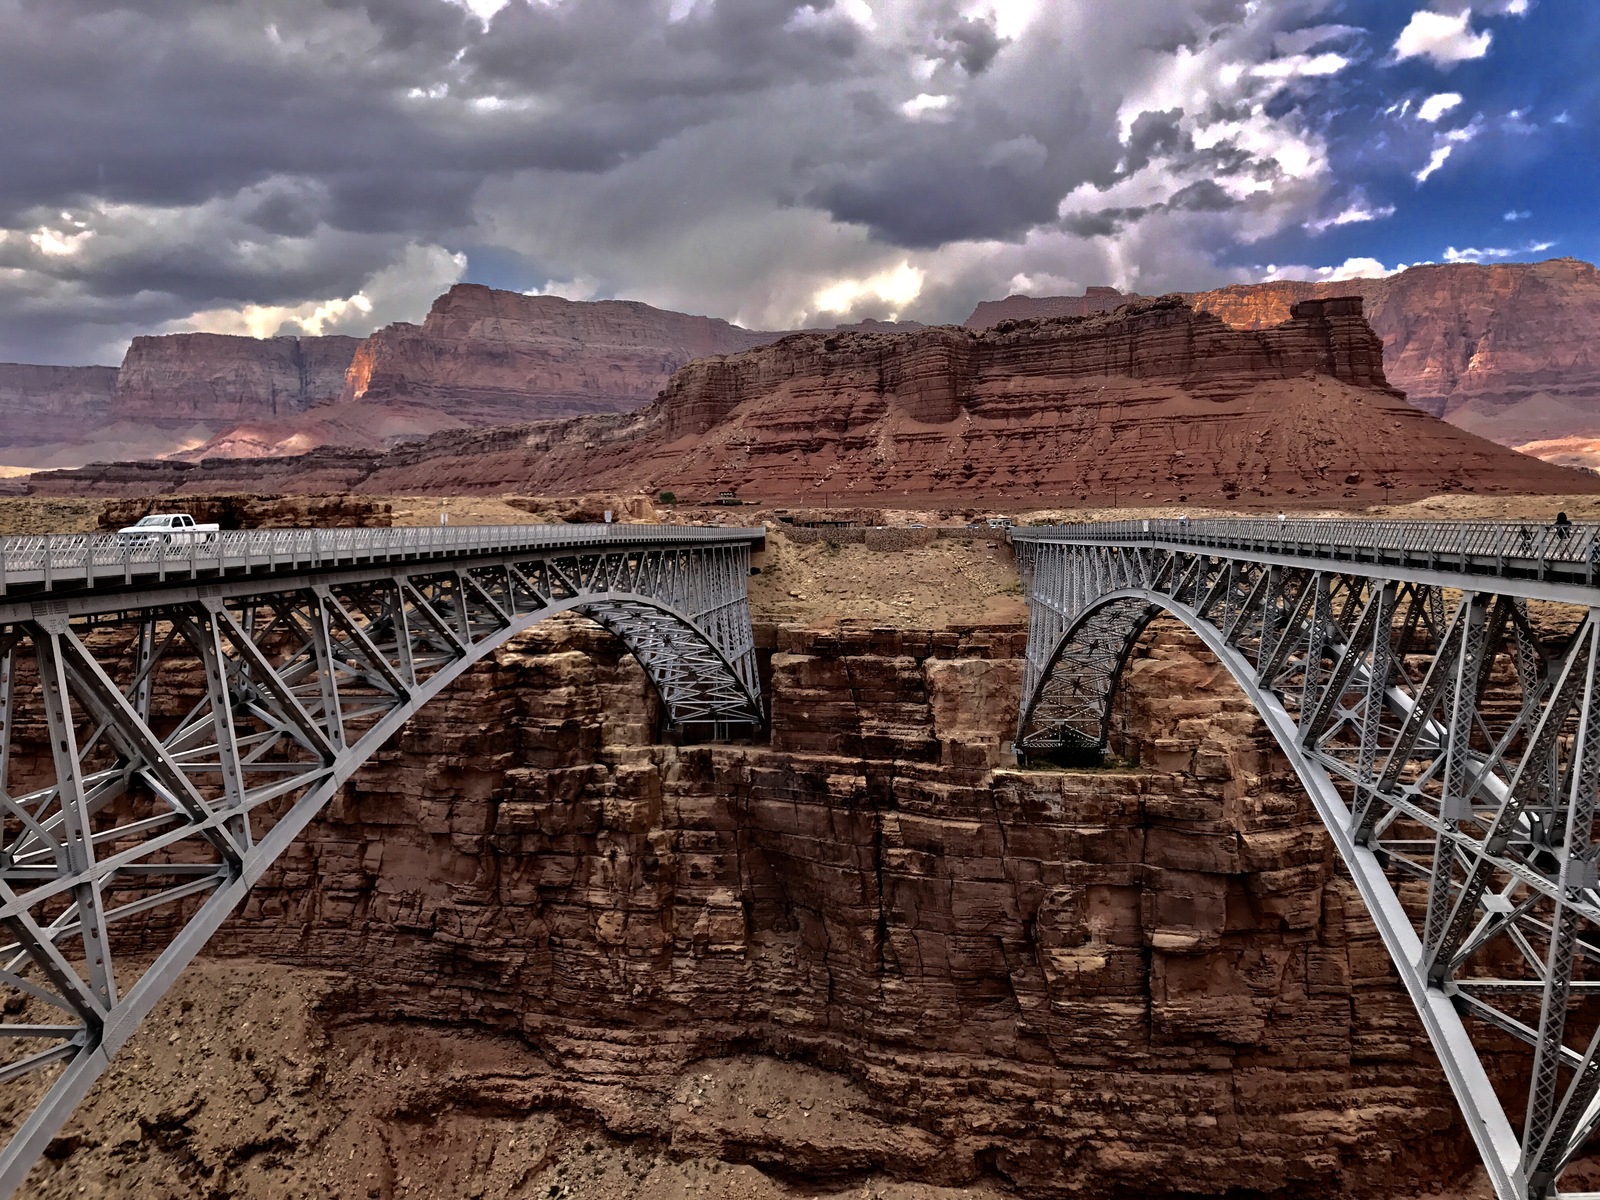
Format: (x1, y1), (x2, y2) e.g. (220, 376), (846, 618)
(0, 588), (1506, 1198)
(30, 295), (1599, 506)
(968, 259), (1600, 465)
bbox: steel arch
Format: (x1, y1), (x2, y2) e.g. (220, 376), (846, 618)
(1015, 521), (1600, 1200)
(0, 525), (764, 1195)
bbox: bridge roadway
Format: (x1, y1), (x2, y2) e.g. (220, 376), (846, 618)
(0, 521), (764, 1195)
(1013, 517), (1600, 1200)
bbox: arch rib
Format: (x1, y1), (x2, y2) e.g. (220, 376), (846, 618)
(0, 530), (763, 1194)
(1015, 521), (1600, 1200)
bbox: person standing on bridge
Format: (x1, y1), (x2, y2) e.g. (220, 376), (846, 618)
(1556, 511), (1572, 540)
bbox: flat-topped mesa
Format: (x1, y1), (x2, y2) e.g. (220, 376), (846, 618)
(26, 289), (1596, 504)
(338, 283), (786, 423)
(965, 284), (1131, 327)
(113, 332), (360, 421)
(0, 363), (117, 446)
(655, 293), (1398, 442)
(968, 259), (1600, 463)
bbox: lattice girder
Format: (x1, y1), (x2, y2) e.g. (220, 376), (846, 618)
(1015, 522), (1600, 1200)
(0, 528), (762, 1194)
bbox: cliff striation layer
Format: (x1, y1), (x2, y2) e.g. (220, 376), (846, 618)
(6, 614), (1494, 1198)
(0, 363), (116, 463)
(113, 331), (361, 421)
(160, 286), (799, 462)
(340, 285), (785, 419)
(31, 295), (1597, 505)
(967, 259), (1600, 464)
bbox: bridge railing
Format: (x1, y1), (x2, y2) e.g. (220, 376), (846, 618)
(1012, 517), (1600, 586)
(0, 522), (764, 596)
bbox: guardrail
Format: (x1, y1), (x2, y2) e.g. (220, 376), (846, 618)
(1012, 517), (1600, 587)
(0, 523), (765, 596)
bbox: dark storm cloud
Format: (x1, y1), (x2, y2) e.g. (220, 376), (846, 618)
(1167, 179), (1237, 212)
(1058, 181), (1239, 240)
(939, 16), (1005, 75)
(1060, 207), (1152, 238)
(0, 0), (1390, 364)
(1121, 109), (1191, 172)
(0, 0), (872, 239)
(810, 77), (1124, 249)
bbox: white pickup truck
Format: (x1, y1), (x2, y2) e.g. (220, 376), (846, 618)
(115, 513), (220, 544)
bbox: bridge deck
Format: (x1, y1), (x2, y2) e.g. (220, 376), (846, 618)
(1013, 516), (1600, 597)
(0, 522), (765, 601)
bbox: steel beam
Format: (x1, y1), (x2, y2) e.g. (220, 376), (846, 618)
(1016, 522), (1600, 1200)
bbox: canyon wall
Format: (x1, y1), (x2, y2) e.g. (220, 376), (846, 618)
(7, 613), (1485, 1198)
(967, 258), (1600, 463)
(112, 331), (362, 420)
(965, 284), (1131, 327)
(339, 285), (785, 421)
(3, 287), (795, 466)
(31, 294), (1597, 506)
(0, 363), (116, 455)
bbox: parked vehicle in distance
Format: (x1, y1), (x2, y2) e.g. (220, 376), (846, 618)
(985, 516), (1013, 529)
(115, 513), (220, 544)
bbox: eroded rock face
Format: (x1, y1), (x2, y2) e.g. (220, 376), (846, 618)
(112, 618), (1478, 1198)
(113, 332), (361, 420)
(339, 285), (787, 422)
(968, 258), (1600, 462)
(36, 294), (1593, 505)
(0, 364), (117, 465)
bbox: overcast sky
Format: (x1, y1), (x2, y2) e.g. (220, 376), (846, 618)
(1, 0), (1594, 365)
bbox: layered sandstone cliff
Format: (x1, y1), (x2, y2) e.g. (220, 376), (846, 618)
(0, 363), (116, 460)
(31, 295), (1596, 505)
(112, 331), (361, 420)
(1, 608), (1494, 1198)
(967, 259), (1600, 463)
(338, 285), (786, 421)
(158, 286), (798, 462)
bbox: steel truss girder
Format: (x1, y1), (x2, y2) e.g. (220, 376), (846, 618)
(0, 537), (760, 1195)
(1017, 539), (1600, 1200)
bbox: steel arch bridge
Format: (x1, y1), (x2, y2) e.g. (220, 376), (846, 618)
(1014, 517), (1600, 1200)
(0, 521), (763, 1194)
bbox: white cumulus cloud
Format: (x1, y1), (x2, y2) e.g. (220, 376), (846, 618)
(1304, 199), (1397, 234)
(1394, 10), (1492, 66)
(1416, 119), (1483, 183)
(1443, 240), (1555, 263)
(1416, 92), (1463, 122)
(1263, 257), (1410, 282)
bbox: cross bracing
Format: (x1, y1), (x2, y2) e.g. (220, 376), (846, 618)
(0, 522), (763, 1195)
(1014, 518), (1600, 1200)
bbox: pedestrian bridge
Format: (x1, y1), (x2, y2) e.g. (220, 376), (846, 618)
(0, 522), (763, 1193)
(1014, 517), (1600, 1200)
